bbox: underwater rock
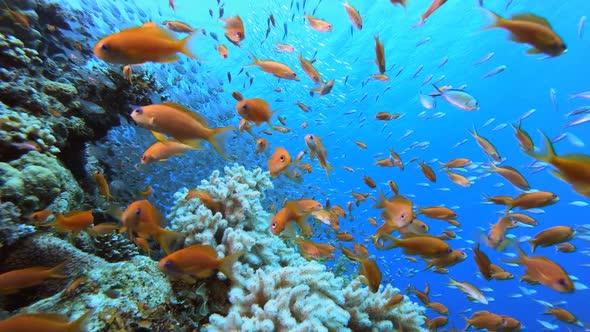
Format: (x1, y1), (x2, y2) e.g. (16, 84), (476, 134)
(2, 233), (174, 331)
(0, 202), (35, 250)
(0, 151), (83, 217)
(74, 232), (138, 263)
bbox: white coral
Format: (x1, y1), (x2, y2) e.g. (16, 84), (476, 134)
(168, 165), (427, 331)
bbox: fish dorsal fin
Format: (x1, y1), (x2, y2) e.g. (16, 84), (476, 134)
(510, 13), (552, 28)
(161, 102), (209, 126)
(188, 244), (218, 257)
(140, 22), (176, 40)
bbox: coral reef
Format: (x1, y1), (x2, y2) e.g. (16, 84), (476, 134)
(74, 232), (138, 263)
(1, 233), (175, 330)
(0, 151), (84, 216)
(168, 165), (426, 331)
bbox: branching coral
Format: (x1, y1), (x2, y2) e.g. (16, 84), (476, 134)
(167, 165), (427, 331)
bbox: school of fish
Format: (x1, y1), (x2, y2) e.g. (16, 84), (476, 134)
(1, 0), (590, 331)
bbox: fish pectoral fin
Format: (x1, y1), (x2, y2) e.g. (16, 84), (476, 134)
(549, 169), (567, 181)
(194, 269), (214, 278)
(526, 48), (542, 54)
(159, 54), (181, 63)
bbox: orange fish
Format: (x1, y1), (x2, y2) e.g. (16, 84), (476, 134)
(112, 200), (184, 254)
(220, 16), (245, 47)
(419, 161), (437, 183)
(505, 247), (574, 293)
(304, 134), (333, 180)
(295, 239), (335, 261)
(163, 20), (195, 33)
(306, 15), (333, 32)
(141, 139), (201, 164)
(44, 210), (94, 237)
(268, 147), (296, 179)
(216, 44), (228, 58)
(134, 237), (152, 257)
(236, 97), (274, 127)
(336, 231), (354, 242)
(185, 190), (224, 215)
(122, 65), (133, 83)
(130, 102), (234, 160)
(270, 200), (320, 236)
(158, 244), (243, 281)
(255, 138), (268, 154)
(343, 0), (363, 30)
(355, 257), (382, 292)
(0, 261), (67, 295)
(87, 223), (120, 237)
(298, 53), (321, 85)
(248, 54), (299, 81)
(93, 171), (113, 201)
(28, 208), (52, 225)
(381, 234), (452, 258)
(138, 185), (153, 197)
(390, 0), (407, 8)
(374, 36), (386, 74)
(482, 9), (567, 57)
(415, 0), (448, 26)
(4, 5), (30, 29)
(94, 22), (197, 64)
(0, 311), (91, 332)
(372, 190), (414, 228)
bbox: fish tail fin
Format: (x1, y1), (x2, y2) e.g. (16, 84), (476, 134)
(68, 310), (94, 332)
(503, 246), (527, 265)
(371, 189), (387, 209)
(295, 214), (313, 237)
(155, 229), (185, 255)
(208, 126), (236, 161)
(247, 52), (259, 66)
(529, 240), (537, 253)
(179, 33), (201, 60)
(217, 251), (244, 282)
(525, 131), (555, 162)
(324, 162), (334, 181)
(48, 261), (69, 279)
(479, 7), (504, 30)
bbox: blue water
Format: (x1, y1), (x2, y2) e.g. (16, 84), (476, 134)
(106, 0), (590, 329)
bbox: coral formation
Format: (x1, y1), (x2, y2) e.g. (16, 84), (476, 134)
(0, 151), (83, 216)
(74, 232), (138, 263)
(2, 233), (174, 330)
(168, 165), (426, 331)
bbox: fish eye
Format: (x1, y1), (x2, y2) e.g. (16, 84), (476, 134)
(133, 108), (143, 114)
(135, 208), (141, 216)
(241, 103), (247, 110)
(236, 31), (242, 37)
(271, 222), (277, 229)
(421, 225), (427, 230)
(164, 260), (172, 268)
(447, 248), (452, 253)
(558, 278), (567, 286)
(400, 213), (406, 220)
(561, 44), (567, 50)
(279, 155), (285, 162)
(101, 43), (109, 52)
(308, 135), (314, 140)
(292, 73), (297, 76)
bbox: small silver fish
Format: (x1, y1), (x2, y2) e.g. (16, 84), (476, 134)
(475, 52), (494, 65)
(550, 88), (558, 112)
(564, 114), (590, 128)
(482, 65), (507, 79)
(579, 16), (586, 39)
(438, 56), (448, 68)
(432, 85), (479, 111)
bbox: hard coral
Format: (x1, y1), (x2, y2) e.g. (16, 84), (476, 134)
(1, 233), (175, 330)
(0, 151), (83, 218)
(168, 166), (427, 331)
